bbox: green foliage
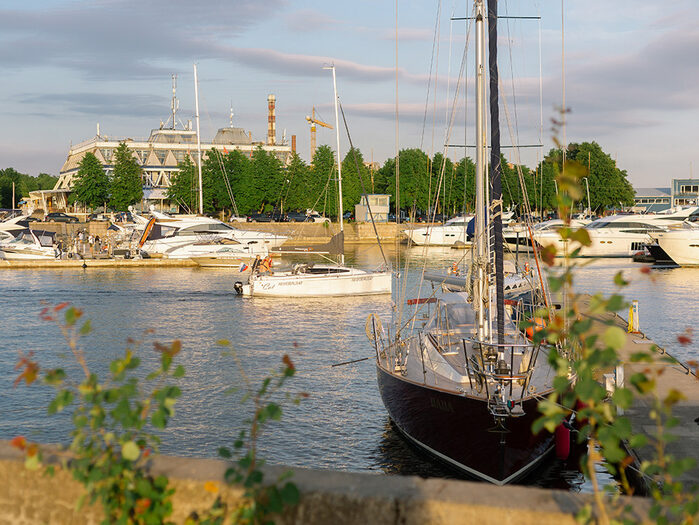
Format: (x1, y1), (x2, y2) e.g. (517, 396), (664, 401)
(168, 155), (198, 213)
(70, 153), (110, 208)
(110, 143), (144, 211)
(14, 302), (182, 524)
(536, 141), (635, 214)
(14, 305), (304, 525)
(0, 167), (57, 208)
(283, 153), (313, 213)
(532, 145), (698, 523)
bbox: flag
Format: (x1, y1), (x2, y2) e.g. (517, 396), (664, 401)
(223, 147), (229, 154)
(239, 263), (249, 272)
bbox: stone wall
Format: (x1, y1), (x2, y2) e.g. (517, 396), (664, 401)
(0, 441), (652, 524)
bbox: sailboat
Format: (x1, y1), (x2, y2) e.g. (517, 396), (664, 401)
(372, 0), (561, 484)
(237, 65), (392, 298)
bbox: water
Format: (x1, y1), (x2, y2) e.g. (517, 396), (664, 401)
(1, 245), (696, 492)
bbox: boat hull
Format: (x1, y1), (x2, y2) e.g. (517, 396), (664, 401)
(376, 365), (554, 485)
(656, 230), (699, 266)
(0, 249), (57, 260)
(242, 270), (392, 297)
(535, 231), (651, 257)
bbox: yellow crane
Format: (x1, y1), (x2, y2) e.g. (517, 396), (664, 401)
(305, 107), (333, 161)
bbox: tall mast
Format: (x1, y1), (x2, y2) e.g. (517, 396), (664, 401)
(325, 64), (345, 264)
(474, 0), (489, 342)
(488, 0), (505, 345)
(193, 64), (204, 215)
(170, 74), (178, 130)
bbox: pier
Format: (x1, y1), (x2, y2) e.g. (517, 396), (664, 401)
(578, 294), (699, 488)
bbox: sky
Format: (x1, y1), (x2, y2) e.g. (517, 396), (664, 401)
(1, 0), (698, 189)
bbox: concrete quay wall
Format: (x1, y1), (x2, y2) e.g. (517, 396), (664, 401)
(36, 220), (408, 244)
(233, 221), (404, 244)
(0, 441), (651, 524)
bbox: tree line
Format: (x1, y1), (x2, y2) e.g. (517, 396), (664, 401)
(4, 139), (635, 217)
(167, 140), (635, 218)
(0, 168), (57, 209)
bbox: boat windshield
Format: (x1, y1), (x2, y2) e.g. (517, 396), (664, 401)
(424, 296), (476, 336)
(179, 223), (236, 233)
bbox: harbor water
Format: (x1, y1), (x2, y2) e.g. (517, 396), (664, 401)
(1, 244), (697, 492)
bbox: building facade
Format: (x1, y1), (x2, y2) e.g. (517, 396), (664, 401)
(671, 178), (699, 207)
(632, 187), (671, 212)
(26, 86), (293, 214)
(633, 179), (699, 212)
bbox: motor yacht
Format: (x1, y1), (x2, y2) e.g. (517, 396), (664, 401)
(655, 223), (699, 266)
(535, 207), (699, 257)
(403, 215), (475, 246)
(0, 229), (58, 260)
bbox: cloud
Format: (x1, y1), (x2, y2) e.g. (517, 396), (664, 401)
(0, 0), (284, 79)
(285, 9), (339, 33)
(17, 92), (168, 119)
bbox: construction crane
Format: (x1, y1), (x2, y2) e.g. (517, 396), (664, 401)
(305, 107), (333, 161)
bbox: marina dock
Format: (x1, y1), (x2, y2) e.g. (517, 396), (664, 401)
(0, 258), (198, 269)
(579, 294), (699, 488)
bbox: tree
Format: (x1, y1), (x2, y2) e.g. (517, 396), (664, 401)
(382, 148), (431, 213)
(567, 142), (635, 211)
(70, 153), (110, 209)
(110, 143), (143, 211)
(167, 156), (198, 213)
(341, 147), (369, 213)
(283, 153), (312, 212)
(539, 142), (635, 214)
(310, 145), (336, 217)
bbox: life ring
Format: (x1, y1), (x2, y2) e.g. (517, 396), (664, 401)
(524, 262), (531, 273)
(525, 317), (546, 340)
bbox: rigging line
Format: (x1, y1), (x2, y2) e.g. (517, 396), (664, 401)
(504, 0), (523, 161)
(409, 4), (475, 326)
(430, 1), (442, 216)
(337, 102), (388, 267)
(419, 0), (442, 151)
(500, 82), (551, 311)
(213, 149), (240, 217)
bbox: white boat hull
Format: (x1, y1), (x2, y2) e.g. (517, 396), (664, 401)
(0, 249), (57, 260)
(242, 268), (392, 297)
(404, 226), (471, 246)
(534, 230), (651, 257)
(656, 229), (699, 266)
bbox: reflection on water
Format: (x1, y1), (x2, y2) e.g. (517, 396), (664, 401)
(0, 245), (696, 493)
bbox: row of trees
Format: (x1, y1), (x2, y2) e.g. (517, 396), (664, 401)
(0, 168), (57, 209)
(4, 139), (633, 217)
(71, 143), (143, 210)
(167, 140), (635, 218)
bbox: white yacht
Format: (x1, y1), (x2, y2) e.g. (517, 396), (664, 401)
(138, 220), (269, 259)
(403, 215), (475, 246)
(147, 210), (287, 249)
(0, 229), (58, 260)
(239, 262), (391, 297)
(0, 212), (33, 239)
(535, 207), (699, 257)
(237, 66), (392, 298)
(504, 218), (589, 253)
(655, 223), (699, 266)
